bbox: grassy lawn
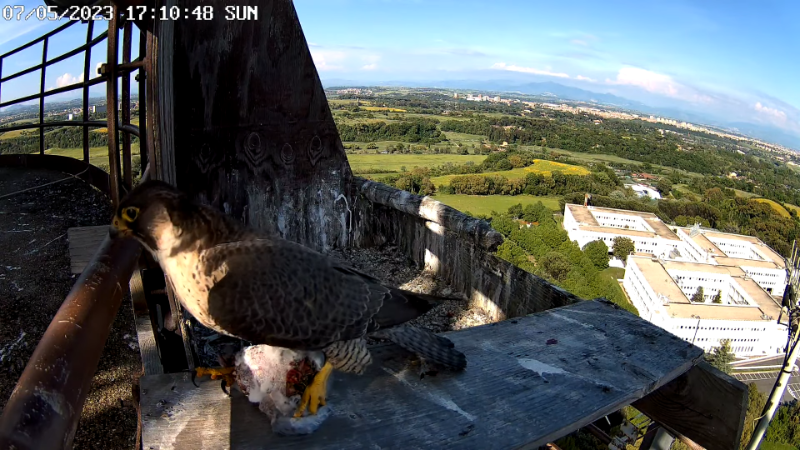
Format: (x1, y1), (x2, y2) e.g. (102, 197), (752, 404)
(761, 443), (796, 450)
(91, 116), (139, 134)
(442, 131), (486, 145)
(360, 106), (406, 112)
(733, 188), (759, 198)
(45, 143), (140, 168)
(784, 203), (800, 215)
(430, 193), (562, 216)
(754, 198), (791, 217)
(535, 146), (703, 176)
(430, 159), (590, 185)
(614, 280), (639, 315)
(348, 153), (485, 173)
(602, 267), (625, 280)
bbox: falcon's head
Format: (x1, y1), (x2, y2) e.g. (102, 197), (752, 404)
(110, 180), (193, 254)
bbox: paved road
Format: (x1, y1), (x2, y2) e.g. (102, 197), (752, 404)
(733, 370), (800, 403)
(733, 355), (789, 370)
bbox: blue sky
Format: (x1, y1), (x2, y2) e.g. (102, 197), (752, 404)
(2, 0), (798, 139)
(294, 0), (800, 136)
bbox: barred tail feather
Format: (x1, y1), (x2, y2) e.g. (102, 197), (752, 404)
(324, 339), (372, 374)
(383, 327), (467, 370)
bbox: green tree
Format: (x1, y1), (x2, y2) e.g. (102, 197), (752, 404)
(507, 203), (523, 218)
(691, 286), (705, 303)
(491, 215), (518, 237)
(495, 240), (528, 267)
(713, 291), (722, 304)
(766, 400), (800, 446)
(539, 252), (572, 282)
(656, 178), (673, 195)
(612, 237), (635, 260)
(705, 339), (734, 374)
(583, 240), (610, 269)
(495, 158), (513, 170)
(522, 202), (549, 223)
(740, 384), (767, 449)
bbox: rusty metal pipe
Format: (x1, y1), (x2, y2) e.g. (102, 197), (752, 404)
(0, 235), (140, 450)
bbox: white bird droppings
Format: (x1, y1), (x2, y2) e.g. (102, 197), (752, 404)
(383, 367), (476, 422)
(517, 358), (566, 376)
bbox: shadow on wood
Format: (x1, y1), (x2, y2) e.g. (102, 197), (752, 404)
(634, 361), (748, 450)
(351, 178), (583, 322)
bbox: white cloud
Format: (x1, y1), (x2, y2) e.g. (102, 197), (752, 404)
(754, 102), (788, 124)
(310, 49), (346, 71)
(0, 19), (48, 48)
(608, 67), (680, 97)
(491, 62), (570, 79)
(361, 64), (377, 70)
(55, 72), (83, 88)
(575, 75), (595, 82)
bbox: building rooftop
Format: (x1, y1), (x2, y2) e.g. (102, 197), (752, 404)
(628, 256), (783, 322)
(679, 230), (726, 257)
(632, 256), (689, 304)
(565, 204), (681, 241)
(678, 228), (786, 269)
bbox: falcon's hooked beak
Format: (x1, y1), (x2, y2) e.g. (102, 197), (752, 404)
(110, 206), (139, 239)
(109, 216), (132, 239)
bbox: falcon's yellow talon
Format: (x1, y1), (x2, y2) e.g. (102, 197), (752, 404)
(294, 361), (333, 417)
(194, 366), (236, 391)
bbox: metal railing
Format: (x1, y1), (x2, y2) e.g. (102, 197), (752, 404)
(0, 8), (149, 449)
(0, 11), (147, 205)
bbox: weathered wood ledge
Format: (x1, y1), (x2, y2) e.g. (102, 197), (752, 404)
(139, 300), (748, 450)
(351, 176), (581, 321)
(353, 177), (504, 251)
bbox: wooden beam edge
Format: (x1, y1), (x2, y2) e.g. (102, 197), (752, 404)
(633, 361), (748, 450)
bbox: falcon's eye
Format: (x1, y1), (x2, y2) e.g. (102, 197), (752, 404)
(122, 206), (140, 222)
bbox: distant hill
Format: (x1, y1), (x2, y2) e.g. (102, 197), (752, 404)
(322, 77), (800, 150)
(1, 104), (37, 114)
(508, 82), (649, 109)
(724, 122), (800, 149)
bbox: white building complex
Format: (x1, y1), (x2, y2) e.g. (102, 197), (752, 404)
(625, 183), (662, 200)
(563, 203), (789, 357)
(624, 256), (786, 356)
(563, 203), (685, 261)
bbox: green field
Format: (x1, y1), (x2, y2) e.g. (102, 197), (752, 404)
(760, 443), (796, 450)
(348, 153), (485, 173)
(430, 159), (590, 185)
(784, 203), (800, 215)
(0, 119), (38, 140)
(754, 198), (792, 218)
(733, 188), (759, 198)
(533, 146), (702, 176)
(430, 194), (561, 216)
(360, 106), (406, 112)
(602, 267), (626, 280)
(45, 143), (140, 168)
(441, 131), (486, 145)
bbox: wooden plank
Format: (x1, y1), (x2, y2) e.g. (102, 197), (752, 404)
(130, 266), (164, 375)
(165, 275), (196, 371)
(634, 361), (748, 450)
(141, 300), (705, 450)
(67, 225), (109, 274)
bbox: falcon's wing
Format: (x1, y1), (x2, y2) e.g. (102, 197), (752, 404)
(200, 239), (436, 350)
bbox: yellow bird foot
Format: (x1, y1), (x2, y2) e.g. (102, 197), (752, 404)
(294, 361), (333, 417)
(192, 367), (236, 396)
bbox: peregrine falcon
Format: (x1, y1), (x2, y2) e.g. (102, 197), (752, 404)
(110, 180), (467, 417)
